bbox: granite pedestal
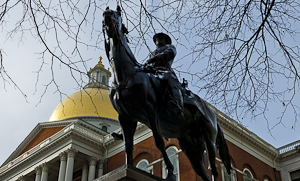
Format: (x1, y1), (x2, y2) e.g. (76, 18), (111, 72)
(94, 164), (166, 181)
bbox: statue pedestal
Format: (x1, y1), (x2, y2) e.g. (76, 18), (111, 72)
(94, 164), (165, 181)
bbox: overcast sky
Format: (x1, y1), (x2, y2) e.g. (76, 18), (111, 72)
(1, 1), (299, 166)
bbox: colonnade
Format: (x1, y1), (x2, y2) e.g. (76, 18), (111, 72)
(17, 148), (104, 181)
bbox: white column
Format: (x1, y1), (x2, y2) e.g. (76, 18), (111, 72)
(65, 148), (77, 181)
(88, 156), (97, 181)
(35, 166), (42, 181)
(41, 163), (49, 181)
(81, 161), (88, 181)
(58, 152), (67, 181)
(97, 159), (104, 178)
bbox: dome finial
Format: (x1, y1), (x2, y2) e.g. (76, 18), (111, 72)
(97, 56), (105, 68)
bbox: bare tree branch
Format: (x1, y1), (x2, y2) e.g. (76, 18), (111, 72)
(0, 0), (299, 127)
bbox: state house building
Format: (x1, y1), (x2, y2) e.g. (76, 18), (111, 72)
(0, 57), (299, 181)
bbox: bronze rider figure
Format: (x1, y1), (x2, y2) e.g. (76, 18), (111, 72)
(144, 33), (183, 115)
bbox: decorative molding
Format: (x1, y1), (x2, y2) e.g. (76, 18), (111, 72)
(212, 106), (279, 157)
(1, 120), (75, 166)
(35, 165), (42, 175)
(0, 122), (104, 176)
(66, 148), (78, 158)
(278, 140), (300, 158)
(17, 175), (27, 181)
(98, 159), (105, 169)
(88, 156), (98, 166)
(41, 163), (49, 172)
(59, 152), (67, 161)
(76, 116), (119, 126)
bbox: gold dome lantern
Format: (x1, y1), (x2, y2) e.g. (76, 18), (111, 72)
(49, 56), (117, 122)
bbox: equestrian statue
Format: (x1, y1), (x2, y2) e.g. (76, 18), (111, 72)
(102, 6), (232, 181)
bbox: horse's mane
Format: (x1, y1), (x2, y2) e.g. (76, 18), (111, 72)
(121, 33), (142, 68)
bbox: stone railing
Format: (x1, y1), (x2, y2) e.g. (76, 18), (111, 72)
(278, 140), (300, 154)
(0, 122), (104, 174)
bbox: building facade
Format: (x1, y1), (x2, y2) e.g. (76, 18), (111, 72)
(1, 57), (299, 181)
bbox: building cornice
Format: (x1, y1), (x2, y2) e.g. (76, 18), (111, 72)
(278, 140), (300, 159)
(209, 104), (279, 157)
(1, 120), (75, 166)
(0, 121), (107, 176)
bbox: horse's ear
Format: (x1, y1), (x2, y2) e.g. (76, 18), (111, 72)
(122, 24), (128, 34)
(106, 6), (109, 10)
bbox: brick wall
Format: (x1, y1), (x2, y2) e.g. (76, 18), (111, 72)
(107, 136), (281, 181)
(19, 127), (65, 155)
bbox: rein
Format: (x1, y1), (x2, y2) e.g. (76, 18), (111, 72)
(102, 16), (142, 92)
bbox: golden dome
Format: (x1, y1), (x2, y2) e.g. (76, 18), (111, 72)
(49, 87), (117, 121)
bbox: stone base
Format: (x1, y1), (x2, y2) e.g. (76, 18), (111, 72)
(94, 164), (166, 181)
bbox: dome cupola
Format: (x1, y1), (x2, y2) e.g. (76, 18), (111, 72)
(49, 56), (119, 133)
(85, 56), (111, 89)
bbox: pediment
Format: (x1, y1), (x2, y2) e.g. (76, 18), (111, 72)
(1, 120), (73, 166)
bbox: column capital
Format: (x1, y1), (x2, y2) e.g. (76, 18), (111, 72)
(18, 176), (27, 181)
(35, 165), (42, 175)
(59, 152), (67, 161)
(66, 148), (77, 158)
(98, 159), (105, 169)
(41, 163), (49, 172)
(88, 156), (98, 166)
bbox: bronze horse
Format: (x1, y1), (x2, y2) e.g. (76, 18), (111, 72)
(103, 6), (231, 181)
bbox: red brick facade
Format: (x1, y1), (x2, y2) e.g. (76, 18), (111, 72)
(19, 127), (65, 156)
(107, 137), (281, 181)
(225, 140), (281, 181)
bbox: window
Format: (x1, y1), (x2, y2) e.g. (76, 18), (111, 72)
(291, 169), (300, 181)
(221, 164), (236, 181)
(263, 176), (272, 181)
(162, 146), (180, 181)
(243, 168), (254, 181)
(136, 159), (153, 173)
(102, 75), (106, 85)
(101, 126), (107, 132)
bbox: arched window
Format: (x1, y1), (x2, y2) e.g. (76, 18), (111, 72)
(221, 164), (236, 181)
(136, 159), (153, 173)
(243, 168), (254, 181)
(263, 175), (272, 181)
(162, 146), (180, 181)
(101, 126), (107, 132)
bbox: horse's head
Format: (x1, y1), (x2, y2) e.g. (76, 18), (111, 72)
(103, 6), (128, 39)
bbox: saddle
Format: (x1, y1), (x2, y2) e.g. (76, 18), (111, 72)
(146, 68), (215, 122)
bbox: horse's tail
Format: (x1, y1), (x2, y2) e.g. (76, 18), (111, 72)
(216, 124), (232, 174)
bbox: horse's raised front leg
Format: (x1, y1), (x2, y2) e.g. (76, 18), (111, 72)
(145, 102), (176, 181)
(118, 114), (137, 165)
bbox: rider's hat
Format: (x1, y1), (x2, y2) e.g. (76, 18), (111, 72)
(153, 33), (172, 44)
